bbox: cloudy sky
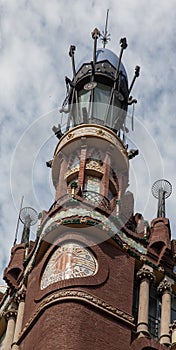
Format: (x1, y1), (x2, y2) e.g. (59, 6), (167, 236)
(0, 0), (176, 284)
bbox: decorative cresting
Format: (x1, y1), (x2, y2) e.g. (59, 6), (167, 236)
(11, 287), (26, 350)
(17, 289), (134, 345)
(157, 277), (173, 346)
(3, 306), (17, 350)
(136, 265), (155, 336)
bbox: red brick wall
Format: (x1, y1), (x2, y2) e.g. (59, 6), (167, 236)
(20, 240), (135, 349)
(20, 303), (131, 350)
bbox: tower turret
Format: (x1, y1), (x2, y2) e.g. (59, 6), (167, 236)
(2, 22), (158, 350)
(11, 28), (140, 350)
(50, 28), (140, 233)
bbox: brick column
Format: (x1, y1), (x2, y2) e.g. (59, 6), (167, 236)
(117, 173), (123, 200)
(12, 288), (26, 350)
(101, 151), (111, 198)
(136, 265), (155, 336)
(55, 156), (68, 200)
(158, 278), (173, 346)
(78, 144), (87, 191)
(4, 308), (17, 350)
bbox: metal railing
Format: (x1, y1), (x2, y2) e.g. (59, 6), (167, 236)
(82, 190), (110, 210)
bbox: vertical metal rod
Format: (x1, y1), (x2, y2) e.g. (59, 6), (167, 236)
(104, 38), (127, 126)
(69, 45), (76, 78)
(92, 28), (100, 66)
(13, 196), (24, 246)
(128, 66), (140, 95)
(104, 9), (109, 48)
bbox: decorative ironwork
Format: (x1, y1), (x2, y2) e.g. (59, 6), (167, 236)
(82, 190), (110, 210)
(20, 207), (38, 226)
(20, 207), (38, 244)
(152, 179), (172, 218)
(100, 9), (111, 48)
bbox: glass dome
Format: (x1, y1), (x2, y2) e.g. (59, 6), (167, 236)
(61, 47), (129, 137)
(76, 48), (128, 83)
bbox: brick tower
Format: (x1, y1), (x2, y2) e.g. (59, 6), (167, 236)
(1, 23), (176, 350)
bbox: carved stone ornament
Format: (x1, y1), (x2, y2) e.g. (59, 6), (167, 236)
(170, 320), (176, 331)
(157, 279), (172, 294)
(64, 165), (80, 179)
(15, 287), (26, 303)
(136, 266), (155, 283)
(85, 160), (102, 173)
(3, 308), (17, 321)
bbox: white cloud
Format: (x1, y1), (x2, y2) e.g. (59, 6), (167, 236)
(0, 0), (176, 283)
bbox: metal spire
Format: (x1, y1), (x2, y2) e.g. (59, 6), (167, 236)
(152, 179), (172, 218)
(20, 207), (38, 244)
(100, 9), (111, 48)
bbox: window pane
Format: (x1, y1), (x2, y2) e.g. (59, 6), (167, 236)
(171, 295), (176, 323)
(84, 176), (100, 193)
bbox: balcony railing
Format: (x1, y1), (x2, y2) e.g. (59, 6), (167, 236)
(82, 190), (110, 210)
(49, 191), (111, 213)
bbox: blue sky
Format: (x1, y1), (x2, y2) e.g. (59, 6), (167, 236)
(0, 0), (176, 283)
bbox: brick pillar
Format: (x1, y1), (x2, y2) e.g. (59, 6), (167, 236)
(158, 278), (173, 346)
(117, 173), (123, 200)
(4, 308), (17, 350)
(136, 265), (155, 336)
(12, 288), (26, 350)
(55, 155), (68, 200)
(78, 144), (87, 191)
(101, 151), (111, 198)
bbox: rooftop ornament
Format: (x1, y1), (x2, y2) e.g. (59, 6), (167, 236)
(152, 179), (172, 218)
(53, 11), (140, 152)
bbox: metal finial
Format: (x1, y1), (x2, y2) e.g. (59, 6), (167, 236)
(20, 207), (38, 244)
(69, 45), (76, 78)
(91, 28), (100, 65)
(100, 9), (111, 48)
(151, 179), (172, 218)
(128, 65), (140, 95)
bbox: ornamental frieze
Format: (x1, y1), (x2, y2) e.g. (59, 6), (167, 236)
(17, 289), (134, 344)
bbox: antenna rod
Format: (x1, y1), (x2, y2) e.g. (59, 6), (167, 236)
(101, 9), (111, 48)
(13, 195), (24, 246)
(104, 9), (109, 48)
